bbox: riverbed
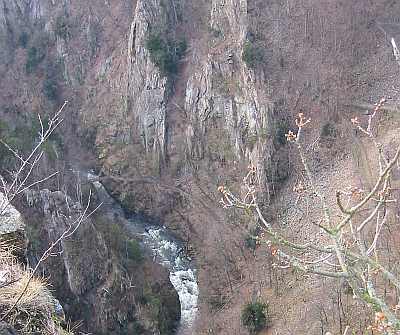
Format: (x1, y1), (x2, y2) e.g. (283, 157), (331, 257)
(89, 174), (199, 333)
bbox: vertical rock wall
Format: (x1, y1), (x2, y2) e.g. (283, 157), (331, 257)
(126, 0), (170, 158)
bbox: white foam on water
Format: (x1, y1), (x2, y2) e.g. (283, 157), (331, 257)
(170, 269), (199, 326)
(86, 173), (199, 332)
(142, 228), (199, 329)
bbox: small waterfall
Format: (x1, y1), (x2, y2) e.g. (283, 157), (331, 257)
(87, 174), (199, 332)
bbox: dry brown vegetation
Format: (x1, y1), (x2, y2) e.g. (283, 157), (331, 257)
(3, 0), (400, 334)
(220, 101), (400, 333)
(0, 238), (70, 335)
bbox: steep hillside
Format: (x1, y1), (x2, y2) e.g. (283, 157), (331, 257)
(19, 187), (180, 334)
(1, 0), (400, 334)
(0, 191), (69, 335)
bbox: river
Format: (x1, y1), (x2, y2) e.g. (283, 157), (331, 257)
(88, 174), (199, 333)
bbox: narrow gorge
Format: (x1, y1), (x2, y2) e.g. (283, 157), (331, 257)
(1, 0), (400, 334)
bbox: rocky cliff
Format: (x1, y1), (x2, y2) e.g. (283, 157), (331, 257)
(0, 184), (180, 334)
(0, 192), (67, 335)
(20, 186), (180, 335)
(1, 0), (400, 334)
(0, 0), (278, 212)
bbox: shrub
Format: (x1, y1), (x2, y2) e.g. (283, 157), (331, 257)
(321, 121), (337, 138)
(0, 114), (63, 169)
(28, 115), (50, 143)
(10, 125), (35, 152)
(121, 191), (137, 213)
(0, 117), (53, 168)
(123, 320), (146, 335)
(246, 133), (258, 151)
(80, 126), (97, 150)
(0, 141), (15, 169)
(241, 301), (270, 334)
(140, 286), (178, 335)
(244, 227), (260, 251)
(42, 78), (59, 101)
(102, 223), (125, 253)
(18, 32), (29, 48)
(88, 20), (102, 57)
(274, 119), (290, 146)
(176, 39), (187, 59)
(146, 33), (176, 75)
(126, 239), (143, 263)
(54, 16), (71, 39)
(342, 280), (354, 295)
(99, 221), (143, 266)
(25, 47), (45, 74)
(41, 141), (57, 162)
(0, 120), (31, 169)
(242, 41), (264, 68)
(209, 26), (222, 38)
(25, 32), (50, 74)
(30, 114), (63, 150)
(245, 235), (257, 250)
(143, 289), (162, 317)
(145, 33), (186, 76)
(0, 119), (9, 134)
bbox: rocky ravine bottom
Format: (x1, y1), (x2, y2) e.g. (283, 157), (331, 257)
(89, 175), (199, 333)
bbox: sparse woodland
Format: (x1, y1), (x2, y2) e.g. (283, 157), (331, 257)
(220, 101), (400, 334)
(2, 0), (400, 334)
(0, 104), (98, 334)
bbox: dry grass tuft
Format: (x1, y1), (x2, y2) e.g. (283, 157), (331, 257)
(0, 238), (70, 334)
(0, 270), (53, 312)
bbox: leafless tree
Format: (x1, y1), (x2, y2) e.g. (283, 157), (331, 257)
(0, 101), (67, 216)
(0, 101), (101, 322)
(219, 100), (400, 333)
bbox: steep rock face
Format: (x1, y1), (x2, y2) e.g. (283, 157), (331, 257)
(0, 0), (278, 209)
(2, 0), (400, 334)
(185, 0), (275, 199)
(92, 2), (278, 333)
(0, 191), (67, 334)
(22, 188), (180, 334)
(0, 323), (17, 335)
(211, 0), (248, 39)
(126, 0), (170, 158)
(0, 0), (293, 333)
(84, 0), (175, 174)
(0, 192), (25, 251)
(25, 189), (109, 297)
(89, 0), (277, 212)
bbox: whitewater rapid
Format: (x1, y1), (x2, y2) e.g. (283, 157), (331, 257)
(139, 226), (199, 327)
(87, 174), (198, 332)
